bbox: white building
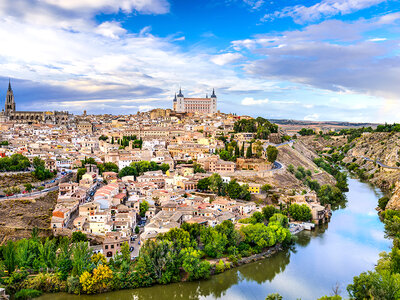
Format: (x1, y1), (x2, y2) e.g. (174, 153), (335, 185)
(173, 88), (217, 114)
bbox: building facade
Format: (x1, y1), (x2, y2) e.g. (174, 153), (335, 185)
(173, 88), (217, 114)
(1, 81), (71, 124)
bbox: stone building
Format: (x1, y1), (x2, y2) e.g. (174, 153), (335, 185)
(0, 81), (72, 124)
(173, 88), (217, 114)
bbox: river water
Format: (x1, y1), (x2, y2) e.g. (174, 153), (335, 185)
(40, 176), (391, 300)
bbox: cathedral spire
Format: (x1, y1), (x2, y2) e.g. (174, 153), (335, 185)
(8, 79), (12, 92)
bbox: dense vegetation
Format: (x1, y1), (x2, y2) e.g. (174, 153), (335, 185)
(346, 207), (400, 298)
(239, 204), (311, 223)
(32, 157), (55, 181)
(0, 154), (55, 185)
(76, 157), (119, 182)
(288, 163), (347, 208)
(301, 123), (400, 143)
(0, 154), (30, 172)
(298, 128), (316, 136)
(118, 160), (170, 179)
(0, 217), (291, 296)
(197, 174), (251, 201)
(233, 117), (278, 139)
(113, 135), (143, 149)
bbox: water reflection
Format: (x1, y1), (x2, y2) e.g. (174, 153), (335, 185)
(40, 177), (391, 300)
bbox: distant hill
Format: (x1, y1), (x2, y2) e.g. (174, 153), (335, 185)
(269, 119), (380, 128)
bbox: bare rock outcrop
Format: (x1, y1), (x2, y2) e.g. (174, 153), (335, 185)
(387, 182), (400, 210)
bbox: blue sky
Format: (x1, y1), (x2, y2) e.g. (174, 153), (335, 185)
(0, 0), (399, 122)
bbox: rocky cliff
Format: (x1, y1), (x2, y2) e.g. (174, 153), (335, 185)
(387, 182), (400, 210)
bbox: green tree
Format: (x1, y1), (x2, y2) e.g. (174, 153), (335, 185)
(33, 156), (45, 169)
(266, 294), (283, 300)
(246, 142), (253, 158)
(347, 271), (374, 299)
(160, 163), (170, 174)
(240, 142), (245, 157)
(121, 242), (131, 264)
(379, 196), (390, 211)
(39, 238), (57, 269)
(56, 237), (73, 280)
(76, 168), (87, 183)
(3, 240), (17, 273)
(262, 205), (278, 221)
(24, 183), (34, 192)
(139, 240), (180, 284)
(71, 241), (92, 276)
(72, 231), (87, 243)
(235, 145), (240, 157)
(209, 173), (223, 195)
(266, 146), (278, 163)
(197, 177), (210, 191)
(193, 163), (206, 174)
(98, 162), (118, 174)
(140, 201), (149, 217)
(289, 204), (312, 221)
(200, 227), (228, 258)
(181, 248), (211, 280)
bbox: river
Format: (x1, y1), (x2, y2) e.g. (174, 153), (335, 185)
(40, 176), (391, 300)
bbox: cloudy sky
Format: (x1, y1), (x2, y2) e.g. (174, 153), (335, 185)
(0, 0), (399, 122)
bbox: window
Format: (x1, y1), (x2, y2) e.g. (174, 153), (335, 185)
(111, 245), (114, 249)
(105, 245), (108, 249)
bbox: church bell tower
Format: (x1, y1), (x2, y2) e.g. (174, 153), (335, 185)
(5, 79), (15, 115)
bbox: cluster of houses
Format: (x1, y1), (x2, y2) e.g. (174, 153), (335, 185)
(0, 109), (331, 258)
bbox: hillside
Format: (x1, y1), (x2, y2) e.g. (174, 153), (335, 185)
(299, 132), (400, 206)
(233, 140), (336, 201)
(0, 191), (57, 244)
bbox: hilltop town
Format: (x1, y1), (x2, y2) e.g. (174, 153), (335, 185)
(0, 84), (340, 259)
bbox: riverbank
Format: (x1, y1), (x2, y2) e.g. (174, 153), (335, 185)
(36, 175), (390, 300)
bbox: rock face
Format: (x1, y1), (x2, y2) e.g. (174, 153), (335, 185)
(387, 182), (400, 210)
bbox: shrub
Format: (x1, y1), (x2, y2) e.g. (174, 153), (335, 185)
(215, 259), (225, 274)
(24, 273), (66, 293)
(67, 276), (81, 294)
(378, 196), (390, 211)
(15, 289), (42, 300)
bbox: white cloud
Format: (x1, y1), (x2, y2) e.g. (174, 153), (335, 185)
(267, 0), (386, 23)
(241, 97), (269, 105)
(233, 14), (400, 100)
(43, 0), (170, 15)
(138, 105), (155, 111)
(304, 113), (319, 120)
(211, 53), (243, 66)
(367, 37), (387, 42)
(95, 21), (126, 39)
(0, 2), (280, 114)
(243, 0), (264, 10)
(173, 36), (185, 41)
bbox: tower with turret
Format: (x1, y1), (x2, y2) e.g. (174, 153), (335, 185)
(5, 80), (15, 115)
(176, 88), (185, 112)
(172, 87), (217, 114)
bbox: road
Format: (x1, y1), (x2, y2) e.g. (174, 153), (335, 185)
(360, 156), (400, 170)
(0, 185), (59, 200)
(0, 173), (72, 200)
(130, 237), (140, 258)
